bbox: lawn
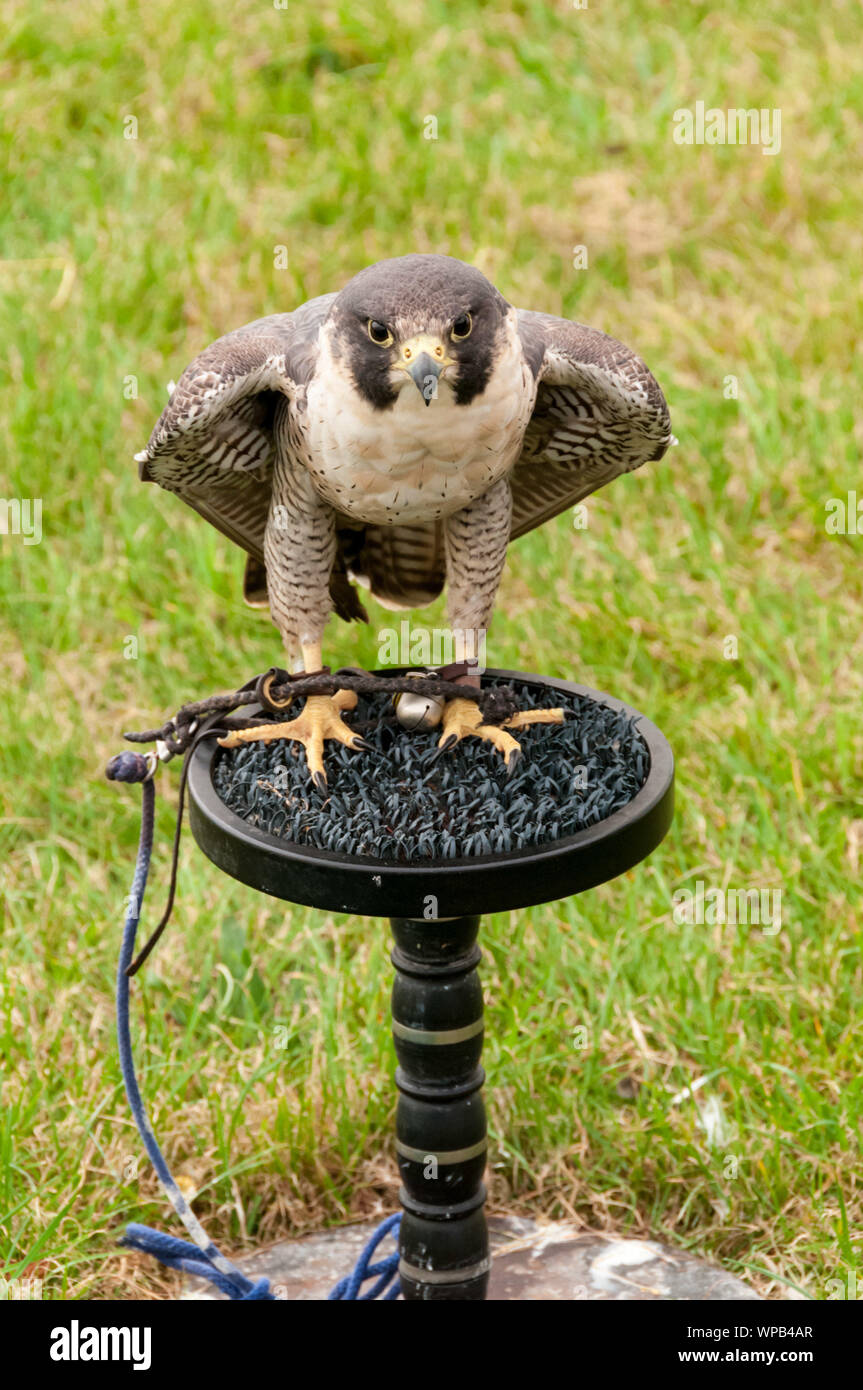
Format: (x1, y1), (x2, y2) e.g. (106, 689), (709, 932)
(1, 0), (861, 1300)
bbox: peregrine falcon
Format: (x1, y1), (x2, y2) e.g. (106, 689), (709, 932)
(136, 254), (672, 785)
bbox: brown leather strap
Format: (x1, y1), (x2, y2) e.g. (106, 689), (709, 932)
(435, 659), (479, 682)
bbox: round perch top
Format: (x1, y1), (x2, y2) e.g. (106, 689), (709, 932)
(187, 671), (674, 918)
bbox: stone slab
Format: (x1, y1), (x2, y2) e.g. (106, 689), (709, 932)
(182, 1216), (762, 1301)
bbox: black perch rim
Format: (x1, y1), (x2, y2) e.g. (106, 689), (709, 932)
(187, 669), (674, 918)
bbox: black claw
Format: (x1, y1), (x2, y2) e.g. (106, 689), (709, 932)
(312, 770), (328, 793)
(505, 749), (523, 779)
(428, 737), (457, 765)
(425, 736), (457, 767)
(352, 737), (373, 752)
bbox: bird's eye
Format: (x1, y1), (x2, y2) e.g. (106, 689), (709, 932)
(451, 313), (472, 340)
(367, 320), (393, 346)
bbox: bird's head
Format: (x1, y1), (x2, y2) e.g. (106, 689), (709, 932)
(327, 255), (511, 410)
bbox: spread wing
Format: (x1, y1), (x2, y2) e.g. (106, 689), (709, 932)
(135, 297), (332, 562)
(509, 309), (673, 540)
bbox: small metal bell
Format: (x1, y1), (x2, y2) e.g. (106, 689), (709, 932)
(393, 673), (446, 732)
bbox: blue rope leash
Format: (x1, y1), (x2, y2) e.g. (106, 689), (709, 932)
(328, 1214), (402, 1301)
(108, 750), (400, 1301)
(120, 1225), (275, 1299)
(112, 761), (273, 1300)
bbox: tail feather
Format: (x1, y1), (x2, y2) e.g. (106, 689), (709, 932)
(242, 520), (445, 622)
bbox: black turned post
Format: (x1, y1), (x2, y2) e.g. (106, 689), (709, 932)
(390, 915), (489, 1301)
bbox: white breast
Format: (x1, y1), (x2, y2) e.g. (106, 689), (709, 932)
(303, 319), (535, 525)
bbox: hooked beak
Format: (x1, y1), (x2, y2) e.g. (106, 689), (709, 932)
(407, 352), (443, 405)
(398, 335), (452, 406)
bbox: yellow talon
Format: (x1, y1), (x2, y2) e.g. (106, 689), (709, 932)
(437, 697), (521, 768)
(437, 698), (566, 770)
(217, 690), (363, 788)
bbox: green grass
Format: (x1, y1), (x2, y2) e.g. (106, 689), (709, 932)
(1, 0), (861, 1300)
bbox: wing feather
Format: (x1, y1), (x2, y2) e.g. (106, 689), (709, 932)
(351, 521), (445, 610)
(136, 299), (334, 537)
(510, 309), (672, 539)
